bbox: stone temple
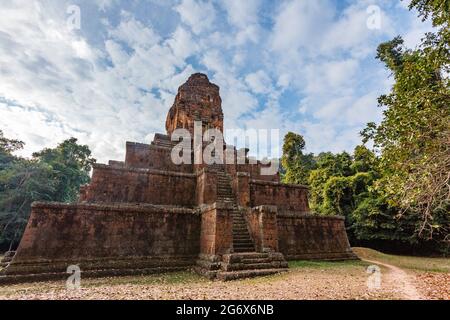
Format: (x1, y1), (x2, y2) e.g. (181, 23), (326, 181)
(1, 73), (356, 282)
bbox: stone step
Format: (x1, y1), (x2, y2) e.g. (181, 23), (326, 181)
(233, 237), (253, 242)
(240, 257), (272, 264)
(224, 252), (270, 260)
(217, 190), (232, 194)
(233, 230), (251, 234)
(218, 199), (235, 203)
(222, 262), (276, 272)
(233, 240), (253, 245)
(233, 226), (249, 230)
(234, 241), (254, 247)
(234, 248), (256, 253)
(234, 246), (255, 253)
(233, 223), (247, 227)
(216, 268), (288, 281)
(233, 230), (250, 235)
(233, 234), (252, 239)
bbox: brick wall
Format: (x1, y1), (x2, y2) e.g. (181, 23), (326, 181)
(5, 202), (201, 276)
(125, 142), (193, 172)
(82, 164), (196, 206)
(277, 212), (356, 260)
(249, 181), (310, 212)
(199, 203), (233, 256)
(196, 169), (218, 205)
(245, 205), (279, 252)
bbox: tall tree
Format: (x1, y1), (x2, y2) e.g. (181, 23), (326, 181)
(0, 130), (24, 170)
(281, 132), (316, 185)
(0, 135), (96, 249)
(32, 137), (96, 202)
(363, 1), (450, 242)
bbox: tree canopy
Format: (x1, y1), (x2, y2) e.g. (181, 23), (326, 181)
(0, 132), (95, 250)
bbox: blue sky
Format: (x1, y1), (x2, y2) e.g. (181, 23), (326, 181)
(0, 0), (433, 162)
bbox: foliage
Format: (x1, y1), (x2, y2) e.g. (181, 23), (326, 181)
(408, 0), (450, 27)
(32, 137), (96, 202)
(0, 131), (24, 170)
(0, 160), (56, 250)
(0, 134), (95, 249)
(281, 132), (316, 185)
(362, 2), (450, 242)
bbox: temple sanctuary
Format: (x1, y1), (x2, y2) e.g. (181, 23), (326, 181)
(1, 73), (356, 283)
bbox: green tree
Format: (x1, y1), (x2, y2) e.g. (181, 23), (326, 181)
(362, 1), (449, 242)
(408, 0), (450, 27)
(0, 160), (56, 250)
(0, 135), (96, 249)
(0, 130), (24, 170)
(281, 132), (316, 185)
(32, 137), (96, 202)
(308, 151), (355, 214)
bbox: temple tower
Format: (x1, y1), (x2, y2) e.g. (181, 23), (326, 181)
(165, 73), (224, 137)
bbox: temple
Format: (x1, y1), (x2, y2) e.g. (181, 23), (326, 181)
(0, 73), (356, 283)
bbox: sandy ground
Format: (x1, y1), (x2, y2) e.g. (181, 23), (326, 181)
(1, 250), (448, 300)
(0, 261), (411, 300)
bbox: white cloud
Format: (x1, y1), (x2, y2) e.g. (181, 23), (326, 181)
(221, 0), (260, 28)
(270, 0), (335, 55)
(174, 0), (216, 35)
(245, 70), (272, 95)
(0, 0), (434, 163)
(0, 1), (195, 162)
(166, 26), (199, 60)
(109, 12), (161, 49)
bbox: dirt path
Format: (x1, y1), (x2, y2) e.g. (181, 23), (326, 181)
(362, 258), (423, 300)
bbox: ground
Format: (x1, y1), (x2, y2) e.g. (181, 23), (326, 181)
(0, 248), (448, 300)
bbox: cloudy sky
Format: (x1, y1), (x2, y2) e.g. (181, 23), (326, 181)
(0, 0), (432, 163)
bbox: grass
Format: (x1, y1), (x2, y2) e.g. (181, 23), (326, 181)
(352, 247), (450, 273)
(289, 259), (367, 269)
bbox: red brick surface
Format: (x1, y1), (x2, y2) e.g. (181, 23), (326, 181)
(3, 73), (356, 281)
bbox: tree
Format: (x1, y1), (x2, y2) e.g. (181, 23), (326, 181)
(0, 160), (56, 250)
(32, 137), (96, 202)
(0, 130), (24, 170)
(0, 135), (96, 249)
(281, 132), (316, 185)
(308, 151), (355, 214)
(408, 0), (450, 27)
(362, 2), (449, 242)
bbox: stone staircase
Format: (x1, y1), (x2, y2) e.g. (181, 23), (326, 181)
(215, 168), (255, 252)
(217, 252), (288, 281)
(205, 165), (288, 280)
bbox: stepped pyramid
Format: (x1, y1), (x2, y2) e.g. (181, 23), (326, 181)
(1, 73), (356, 284)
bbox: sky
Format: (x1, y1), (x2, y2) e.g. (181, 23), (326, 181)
(0, 0), (433, 163)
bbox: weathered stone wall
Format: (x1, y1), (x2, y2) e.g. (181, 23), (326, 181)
(196, 169), (217, 205)
(125, 142), (193, 172)
(249, 181), (310, 212)
(81, 164), (196, 206)
(199, 203), (233, 256)
(3, 202), (201, 278)
(277, 212), (356, 260)
(245, 206), (279, 253)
